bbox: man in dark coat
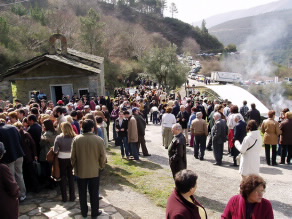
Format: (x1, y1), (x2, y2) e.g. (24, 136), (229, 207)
(279, 111), (292, 164)
(168, 124), (187, 178)
(27, 114), (42, 157)
(245, 103), (261, 126)
(132, 108), (151, 156)
(211, 112), (228, 165)
(232, 115), (247, 166)
(0, 120), (26, 200)
(172, 100), (180, 117)
(176, 105), (190, 145)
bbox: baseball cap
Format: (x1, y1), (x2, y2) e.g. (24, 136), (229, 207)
(132, 107), (139, 113)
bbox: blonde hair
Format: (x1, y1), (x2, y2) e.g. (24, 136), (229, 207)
(286, 112), (292, 119)
(66, 115), (73, 124)
(14, 121), (23, 129)
(60, 122), (76, 138)
(39, 114), (50, 124)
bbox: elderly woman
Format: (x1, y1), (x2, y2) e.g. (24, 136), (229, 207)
(227, 105), (244, 159)
(166, 169), (207, 219)
(161, 107), (176, 149)
(222, 174), (274, 219)
(0, 142), (20, 219)
(279, 111), (292, 164)
(235, 120), (262, 178)
(261, 110), (282, 165)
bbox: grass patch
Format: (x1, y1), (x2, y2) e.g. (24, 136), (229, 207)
(103, 147), (174, 208)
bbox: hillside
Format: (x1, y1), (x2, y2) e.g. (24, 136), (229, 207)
(209, 9), (292, 64)
(193, 0), (292, 28)
(0, 0), (223, 75)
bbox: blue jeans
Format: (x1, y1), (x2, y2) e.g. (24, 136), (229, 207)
(152, 111), (158, 124)
(129, 142), (139, 160)
(119, 136), (131, 157)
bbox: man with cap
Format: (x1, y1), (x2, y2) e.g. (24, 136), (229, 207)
(57, 100), (65, 106)
(66, 103), (74, 115)
(0, 141), (20, 219)
(84, 105), (91, 115)
(132, 107), (151, 156)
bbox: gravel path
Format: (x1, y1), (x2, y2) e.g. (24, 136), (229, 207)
(103, 123), (292, 219)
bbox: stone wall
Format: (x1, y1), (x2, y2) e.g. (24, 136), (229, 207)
(0, 80), (12, 101)
(6, 61), (103, 103)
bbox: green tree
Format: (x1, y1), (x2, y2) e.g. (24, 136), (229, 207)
(0, 17), (9, 47)
(169, 2), (178, 18)
(80, 8), (104, 55)
(143, 45), (187, 91)
(225, 44), (237, 52)
(201, 19), (208, 34)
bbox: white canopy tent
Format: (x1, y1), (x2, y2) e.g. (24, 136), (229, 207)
(206, 84), (269, 116)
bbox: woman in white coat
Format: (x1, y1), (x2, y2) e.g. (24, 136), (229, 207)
(235, 120), (263, 179)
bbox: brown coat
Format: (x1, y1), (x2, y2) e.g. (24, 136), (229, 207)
(261, 118), (282, 145)
(127, 116), (138, 143)
(279, 118), (292, 145)
(191, 118), (208, 136)
(0, 163), (19, 219)
(71, 133), (106, 178)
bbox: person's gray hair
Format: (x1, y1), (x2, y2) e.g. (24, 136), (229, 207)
(214, 104), (220, 111)
(95, 105), (101, 110)
(180, 105), (185, 109)
(213, 112), (221, 119)
(214, 99), (220, 104)
(196, 112), (203, 119)
(235, 114), (242, 120)
(172, 123), (182, 131)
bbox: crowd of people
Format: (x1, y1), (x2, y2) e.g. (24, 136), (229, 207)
(0, 83), (290, 218)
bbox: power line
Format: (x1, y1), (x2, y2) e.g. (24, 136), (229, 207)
(0, 0), (30, 8)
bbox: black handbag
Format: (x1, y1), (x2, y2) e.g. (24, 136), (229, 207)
(33, 160), (42, 176)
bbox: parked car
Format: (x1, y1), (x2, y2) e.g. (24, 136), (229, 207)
(190, 73), (197, 79)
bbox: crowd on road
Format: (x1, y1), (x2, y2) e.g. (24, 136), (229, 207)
(0, 83), (291, 218)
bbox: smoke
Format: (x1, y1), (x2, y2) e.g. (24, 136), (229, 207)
(239, 19), (287, 77)
(269, 84), (292, 116)
(221, 17), (290, 115)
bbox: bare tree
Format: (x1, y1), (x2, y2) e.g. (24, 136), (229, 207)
(169, 2), (178, 18)
(182, 37), (200, 57)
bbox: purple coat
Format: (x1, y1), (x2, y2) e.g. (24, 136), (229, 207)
(0, 163), (20, 219)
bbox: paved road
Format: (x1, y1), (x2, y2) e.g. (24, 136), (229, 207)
(141, 123), (292, 218)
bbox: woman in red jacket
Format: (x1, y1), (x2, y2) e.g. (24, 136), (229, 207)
(166, 169), (207, 219)
(222, 175), (274, 219)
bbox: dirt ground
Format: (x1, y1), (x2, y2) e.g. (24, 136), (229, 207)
(102, 123), (292, 219)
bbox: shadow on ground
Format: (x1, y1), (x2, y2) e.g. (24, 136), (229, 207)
(197, 196), (226, 213)
(270, 200), (292, 217)
(260, 167), (283, 175)
(114, 207), (142, 219)
(148, 153), (169, 166)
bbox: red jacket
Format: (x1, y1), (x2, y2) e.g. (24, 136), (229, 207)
(222, 195), (274, 219)
(166, 189), (207, 219)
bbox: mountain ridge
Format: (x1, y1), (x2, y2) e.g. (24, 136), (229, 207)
(192, 0), (292, 28)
